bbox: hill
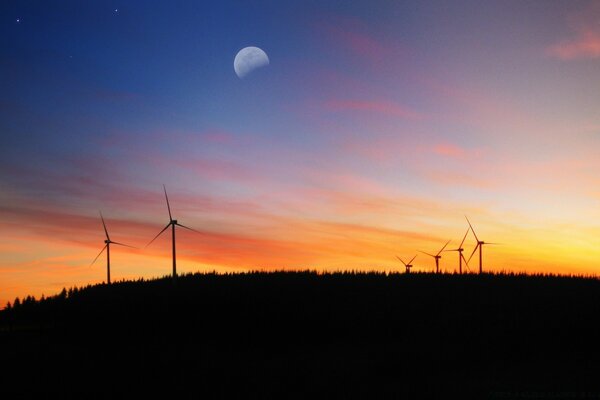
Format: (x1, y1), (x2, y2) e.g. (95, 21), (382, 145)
(1, 271), (600, 398)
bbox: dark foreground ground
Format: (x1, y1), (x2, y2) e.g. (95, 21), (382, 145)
(1, 271), (600, 399)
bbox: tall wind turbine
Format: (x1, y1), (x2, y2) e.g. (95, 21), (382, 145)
(465, 216), (499, 274)
(91, 212), (136, 284)
(419, 240), (451, 273)
(444, 228), (470, 274)
(146, 185), (199, 281)
(396, 255), (417, 274)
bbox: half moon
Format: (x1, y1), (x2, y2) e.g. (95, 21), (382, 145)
(234, 47), (269, 78)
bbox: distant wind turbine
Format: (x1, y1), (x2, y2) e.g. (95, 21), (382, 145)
(396, 255), (417, 274)
(146, 185), (200, 282)
(90, 212), (136, 284)
(444, 228), (470, 274)
(419, 240), (451, 273)
(465, 216), (499, 274)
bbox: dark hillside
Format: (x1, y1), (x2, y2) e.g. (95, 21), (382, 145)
(2, 271), (600, 398)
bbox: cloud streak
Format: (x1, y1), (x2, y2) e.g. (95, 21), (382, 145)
(316, 16), (387, 65)
(325, 99), (423, 120)
(547, 29), (600, 60)
(547, 3), (600, 61)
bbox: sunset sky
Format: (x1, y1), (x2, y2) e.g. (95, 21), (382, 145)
(1, 0), (600, 306)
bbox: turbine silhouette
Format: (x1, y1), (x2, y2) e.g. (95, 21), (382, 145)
(444, 228), (470, 274)
(146, 185), (200, 282)
(465, 216), (499, 274)
(419, 240), (451, 273)
(396, 255), (417, 274)
(90, 212), (136, 284)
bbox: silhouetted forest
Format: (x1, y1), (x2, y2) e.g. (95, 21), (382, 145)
(2, 271), (600, 398)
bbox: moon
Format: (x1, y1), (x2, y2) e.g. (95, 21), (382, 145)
(234, 47), (269, 79)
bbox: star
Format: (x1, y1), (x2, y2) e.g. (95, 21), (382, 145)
(114, 9), (118, 13)
(16, 18), (20, 23)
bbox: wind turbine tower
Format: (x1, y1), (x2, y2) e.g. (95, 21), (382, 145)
(419, 240), (451, 273)
(445, 228), (470, 274)
(396, 255), (417, 274)
(465, 216), (499, 274)
(147, 185), (200, 282)
(91, 212), (135, 284)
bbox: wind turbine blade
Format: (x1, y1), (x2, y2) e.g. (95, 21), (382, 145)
(146, 223), (171, 248)
(467, 244), (479, 264)
(408, 255), (417, 265)
(465, 216), (480, 243)
(486, 242), (502, 245)
(395, 256), (407, 266)
(176, 222), (201, 234)
(459, 228), (469, 248)
(437, 240), (451, 256)
(111, 241), (137, 249)
(461, 252), (469, 267)
(100, 211), (110, 241)
(462, 253), (471, 272)
(163, 184), (173, 221)
(90, 245), (107, 267)
(418, 250), (436, 258)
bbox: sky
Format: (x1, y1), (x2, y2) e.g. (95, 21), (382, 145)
(1, 0), (600, 306)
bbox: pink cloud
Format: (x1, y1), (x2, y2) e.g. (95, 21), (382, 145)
(325, 99), (423, 120)
(432, 143), (484, 160)
(547, 3), (600, 61)
(416, 73), (557, 140)
(433, 143), (466, 158)
(282, 170), (461, 219)
(316, 17), (387, 64)
(174, 158), (257, 182)
(328, 26), (385, 62)
(423, 170), (494, 190)
(547, 29), (600, 60)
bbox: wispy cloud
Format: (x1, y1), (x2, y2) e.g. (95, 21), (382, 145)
(325, 99), (423, 120)
(547, 3), (600, 61)
(433, 143), (467, 158)
(422, 170), (494, 190)
(316, 17), (387, 65)
(547, 29), (600, 60)
(432, 143), (484, 160)
(173, 158), (258, 182)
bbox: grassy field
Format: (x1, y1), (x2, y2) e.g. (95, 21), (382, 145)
(1, 271), (600, 398)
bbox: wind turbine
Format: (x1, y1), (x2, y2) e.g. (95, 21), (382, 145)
(146, 185), (200, 282)
(396, 255), (417, 274)
(90, 212), (136, 284)
(419, 240), (451, 273)
(444, 228), (470, 274)
(465, 216), (499, 274)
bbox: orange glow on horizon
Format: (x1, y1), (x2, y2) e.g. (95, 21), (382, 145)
(2, 197), (599, 307)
